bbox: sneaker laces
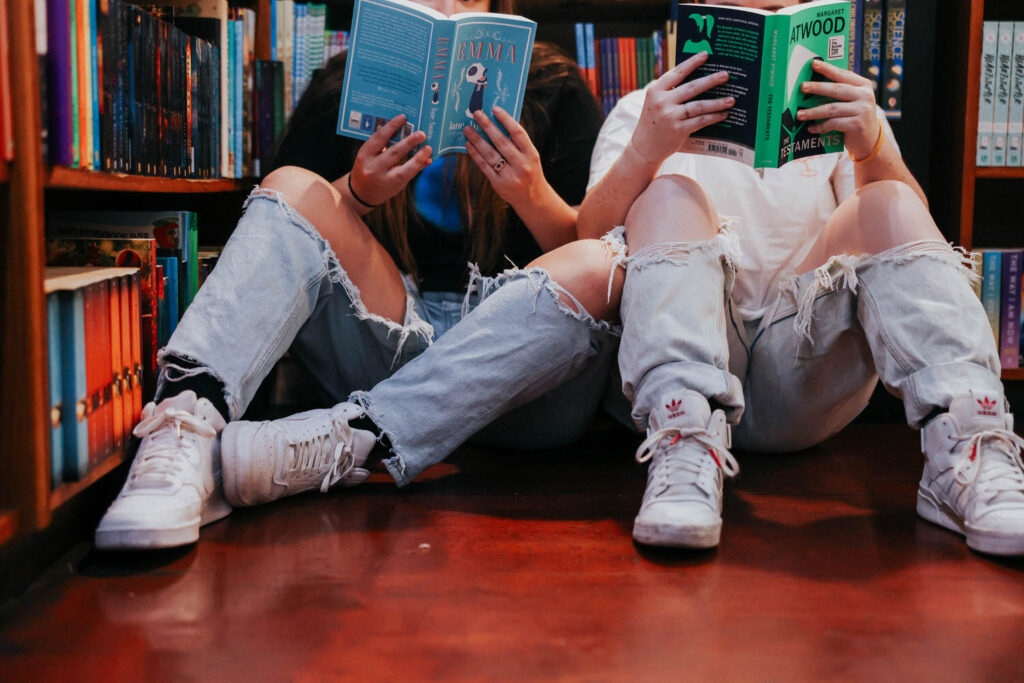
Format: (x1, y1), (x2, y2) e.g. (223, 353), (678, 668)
(285, 415), (361, 493)
(130, 408), (218, 489)
(951, 428), (1024, 502)
(636, 426), (739, 497)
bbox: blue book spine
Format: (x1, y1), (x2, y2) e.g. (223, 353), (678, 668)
(982, 250), (1002, 347)
(1000, 251), (1023, 368)
(58, 289), (89, 480)
(585, 23), (596, 74)
(270, 0), (277, 62)
(600, 39), (611, 115)
(235, 19), (243, 178)
(574, 23), (586, 70)
(157, 257), (179, 338)
(226, 19), (235, 177)
(610, 38), (620, 106)
(90, 0), (100, 169)
(47, 293), (64, 487)
(851, 0), (864, 73)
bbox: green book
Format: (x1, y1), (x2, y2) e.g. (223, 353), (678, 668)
(676, 0), (850, 169)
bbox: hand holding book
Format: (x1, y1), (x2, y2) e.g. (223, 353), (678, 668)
(463, 106), (548, 209)
(627, 51), (736, 167)
(796, 59), (883, 161)
(343, 114), (434, 212)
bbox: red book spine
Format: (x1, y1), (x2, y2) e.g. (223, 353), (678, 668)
(109, 276), (124, 453)
(129, 272), (143, 419)
(82, 281), (101, 464)
(119, 275), (133, 434)
(617, 38), (627, 99)
(96, 278), (113, 465)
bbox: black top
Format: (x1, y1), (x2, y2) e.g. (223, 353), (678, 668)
(268, 44), (604, 293)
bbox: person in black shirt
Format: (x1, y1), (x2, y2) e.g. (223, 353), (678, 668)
(95, 0), (629, 551)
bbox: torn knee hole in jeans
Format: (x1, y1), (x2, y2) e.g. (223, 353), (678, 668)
(621, 220), (741, 273)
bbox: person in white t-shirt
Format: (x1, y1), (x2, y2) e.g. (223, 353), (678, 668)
(578, 0), (1024, 556)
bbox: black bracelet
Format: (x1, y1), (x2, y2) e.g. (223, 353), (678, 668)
(347, 174), (377, 209)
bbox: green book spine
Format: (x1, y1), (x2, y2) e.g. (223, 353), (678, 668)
(70, 0), (80, 167)
(754, 14), (784, 168)
(190, 214), (199, 303)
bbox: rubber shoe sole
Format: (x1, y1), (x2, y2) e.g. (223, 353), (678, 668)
(916, 486), (1024, 556)
(94, 492), (232, 550)
(632, 517), (722, 549)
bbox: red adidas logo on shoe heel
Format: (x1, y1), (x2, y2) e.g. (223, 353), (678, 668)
(665, 399), (686, 420)
(976, 396), (999, 418)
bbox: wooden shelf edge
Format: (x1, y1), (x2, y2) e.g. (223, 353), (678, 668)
(1001, 368), (1024, 381)
(976, 167), (1024, 180)
(0, 511), (17, 547)
(46, 168), (257, 193)
(49, 449), (129, 511)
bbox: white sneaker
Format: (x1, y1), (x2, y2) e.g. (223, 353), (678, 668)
(632, 390), (738, 549)
(221, 402), (375, 507)
(918, 390), (1024, 556)
(95, 390), (230, 550)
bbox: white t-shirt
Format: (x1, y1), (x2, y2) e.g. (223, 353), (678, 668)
(588, 89), (896, 321)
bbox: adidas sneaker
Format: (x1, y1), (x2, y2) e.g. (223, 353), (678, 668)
(633, 390), (738, 549)
(221, 402), (376, 507)
(918, 390), (1024, 555)
(95, 390), (230, 550)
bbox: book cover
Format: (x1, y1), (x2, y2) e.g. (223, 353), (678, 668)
(336, 0), (536, 156)
(1008, 23), (1024, 166)
(677, 0), (850, 168)
(880, 0), (904, 119)
(978, 22), (998, 167)
(981, 250), (1001, 347)
(994, 22), (1014, 167)
(46, 292), (64, 487)
(862, 0), (882, 102)
(46, 0), (74, 166)
(1000, 250), (1023, 368)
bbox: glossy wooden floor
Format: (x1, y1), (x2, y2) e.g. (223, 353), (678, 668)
(2, 422), (1024, 681)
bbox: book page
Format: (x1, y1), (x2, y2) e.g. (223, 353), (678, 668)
(337, 0), (438, 145)
(437, 15), (535, 155)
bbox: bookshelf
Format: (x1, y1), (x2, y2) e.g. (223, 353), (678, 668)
(0, 0), (275, 591)
(933, 0), (1023, 380)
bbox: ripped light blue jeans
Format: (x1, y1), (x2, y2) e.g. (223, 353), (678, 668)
(616, 222), (1003, 451)
(160, 188), (622, 487)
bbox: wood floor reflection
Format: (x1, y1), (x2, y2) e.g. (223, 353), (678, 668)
(2, 422), (1024, 681)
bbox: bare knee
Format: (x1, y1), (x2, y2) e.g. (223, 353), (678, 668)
(625, 174), (720, 248)
(529, 239), (623, 322)
(260, 166), (353, 233)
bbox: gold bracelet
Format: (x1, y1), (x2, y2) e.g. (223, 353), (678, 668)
(848, 116), (886, 163)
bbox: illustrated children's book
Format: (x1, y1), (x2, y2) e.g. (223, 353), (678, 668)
(676, 0), (851, 168)
(336, 0), (536, 156)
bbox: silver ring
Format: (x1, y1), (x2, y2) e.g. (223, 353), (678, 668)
(493, 157), (507, 174)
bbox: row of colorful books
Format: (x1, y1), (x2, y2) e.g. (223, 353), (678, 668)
(976, 21), (1024, 167)
(974, 249), (1024, 370)
(46, 267), (144, 485)
(266, 2), (348, 113)
(850, 0), (905, 120)
(574, 24), (666, 117)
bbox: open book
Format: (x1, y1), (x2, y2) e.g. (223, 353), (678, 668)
(336, 0), (536, 156)
(676, 0), (851, 168)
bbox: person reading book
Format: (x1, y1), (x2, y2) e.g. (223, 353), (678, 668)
(578, 0), (1024, 556)
(94, 0), (638, 550)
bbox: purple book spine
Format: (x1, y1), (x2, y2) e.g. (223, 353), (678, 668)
(999, 250), (1023, 368)
(47, 0), (72, 166)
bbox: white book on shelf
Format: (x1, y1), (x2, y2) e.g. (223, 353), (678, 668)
(1010, 22), (1024, 167)
(993, 21), (1014, 166)
(978, 21), (998, 167)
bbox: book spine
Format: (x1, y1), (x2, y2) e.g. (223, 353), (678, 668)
(969, 249), (984, 300)
(584, 23), (597, 99)
(70, 0), (80, 167)
(611, 38), (621, 105)
(881, 0), (904, 120)
(235, 18), (243, 178)
(108, 275), (123, 454)
(47, 293), (63, 487)
(78, 0), (91, 168)
(129, 272), (142, 419)
(978, 22), (998, 167)
(118, 276), (132, 442)
(994, 22), (1014, 166)
(849, 0), (862, 72)
(982, 250), (1002, 347)
(600, 39), (611, 115)
(1009, 23), (1024, 167)
(90, 0), (100, 168)
(862, 0), (883, 104)
(755, 14), (784, 169)
(226, 15), (235, 178)
(574, 22), (586, 78)
(58, 288), (88, 479)
(46, 0), (73, 166)
(1000, 251), (1023, 368)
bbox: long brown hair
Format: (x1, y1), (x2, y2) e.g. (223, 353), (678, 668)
(366, 3), (584, 280)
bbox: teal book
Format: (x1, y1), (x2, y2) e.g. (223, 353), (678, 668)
(676, 0), (850, 168)
(337, 0), (536, 156)
(58, 287), (88, 479)
(46, 292), (64, 487)
(982, 250), (1002, 348)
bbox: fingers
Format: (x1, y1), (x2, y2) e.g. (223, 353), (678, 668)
(366, 114), (408, 152)
(655, 51), (709, 90)
(390, 145), (433, 184)
(799, 80), (867, 103)
(463, 123), (502, 165)
(464, 138), (498, 182)
(492, 106), (532, 152)
(810, 59), (873, 87)
(678, 96), (735, 119)
(672, 69), (730, 103)
(380, 130), (427, 166)
(796, 101), (865, 123)
(471, 110), (519, 160)
(680, 111), (731, 135)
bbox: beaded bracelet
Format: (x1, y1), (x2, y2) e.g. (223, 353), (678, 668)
(848, 116), (886, 164)
(347, 173), (377, 209)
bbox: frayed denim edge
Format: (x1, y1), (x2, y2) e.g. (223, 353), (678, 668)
(156, 350), (238, 419)
(620, 218), (741, 273)
(347, 390), (413, 486)
(247, 187), (434, 366)
(462, 263), (621, 337)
